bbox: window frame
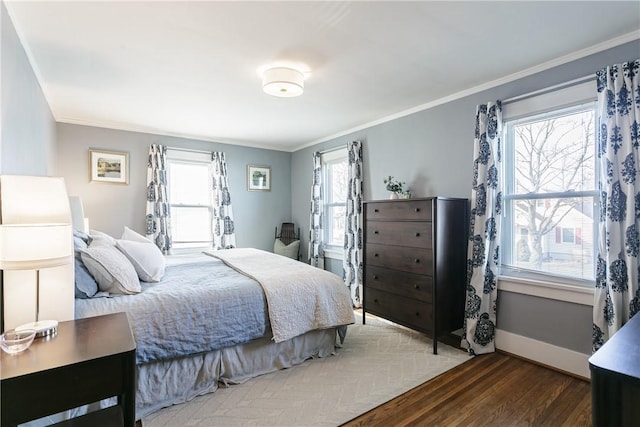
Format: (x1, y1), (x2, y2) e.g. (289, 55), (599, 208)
(321, 148), (348, 260)
(499, 80), (599, 292)
(166, 150), (214, 251)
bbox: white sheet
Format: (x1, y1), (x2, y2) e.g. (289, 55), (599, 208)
(206, 248), (355, 342)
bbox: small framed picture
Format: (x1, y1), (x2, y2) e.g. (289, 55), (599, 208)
(89, 149), (129, 184)
(247, 165), (271, 191)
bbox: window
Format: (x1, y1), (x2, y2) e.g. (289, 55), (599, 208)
(502, 95), (598, 283)
(559, 227), (579, 244)
(322, 148), (348, 258)
(167, 150), (213, 249)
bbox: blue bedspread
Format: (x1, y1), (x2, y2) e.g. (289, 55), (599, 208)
(75, 253), (269, 364)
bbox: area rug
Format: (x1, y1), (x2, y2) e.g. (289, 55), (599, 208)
(142, 313), (470, 426)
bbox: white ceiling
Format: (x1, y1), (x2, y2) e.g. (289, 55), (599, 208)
(5, 1), (640, 152)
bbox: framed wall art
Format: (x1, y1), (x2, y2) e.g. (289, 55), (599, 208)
(89, 149), (129, 184)
(247, 165), (271, 191)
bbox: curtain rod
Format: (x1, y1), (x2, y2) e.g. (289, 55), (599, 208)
(503, 74), (595, 105)
(166, 146), (212, 155)
(317, 145), (346, 155)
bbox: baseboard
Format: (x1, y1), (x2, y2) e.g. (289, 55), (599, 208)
(495, 329), (590, 380)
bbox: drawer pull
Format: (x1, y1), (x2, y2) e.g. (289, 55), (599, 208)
(415, 259), (420, 263)
(415, 232), (420, 237)
(415, 208), (420, 213)
(374, 253), (379, 257)
(414, 284), (420, 290)
(374, 209), (379, 213)
(374, 230), (379, 234)
(415, 312), (420, 317)
(374, 298), (379, 304)
(373, 275), (378, 280)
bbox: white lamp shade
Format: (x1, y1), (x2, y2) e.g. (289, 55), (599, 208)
(0, 223), (72, 270)
(262, 67), (304, 97)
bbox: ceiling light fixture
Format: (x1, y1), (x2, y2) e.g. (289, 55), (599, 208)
(262, 67), (305, 98)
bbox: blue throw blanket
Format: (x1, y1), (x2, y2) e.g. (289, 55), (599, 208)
(75, 254), (269, 364)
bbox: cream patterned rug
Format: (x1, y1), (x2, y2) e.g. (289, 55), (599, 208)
(143, 313), (470, 426)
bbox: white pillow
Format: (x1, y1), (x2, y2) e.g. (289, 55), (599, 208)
(274, 238), (300, 260)
(90, 229), (117, 246)
(122, 226), (153, 243)
(81, 244), (141, 295)
(116, 239), (165, 282)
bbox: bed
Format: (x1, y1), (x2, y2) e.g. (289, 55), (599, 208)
(72, 230), (355, 420)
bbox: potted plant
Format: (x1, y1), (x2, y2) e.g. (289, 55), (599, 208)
(384, 176), (406, 199)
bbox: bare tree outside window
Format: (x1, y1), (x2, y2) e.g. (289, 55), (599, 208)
(504, 105), (597, 280)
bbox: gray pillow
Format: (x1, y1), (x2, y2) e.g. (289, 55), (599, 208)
(73, 232), (98, 299)
(89, 229), (117, 246)
(73, 228), (93, 245)
(274, 238), (300, 259)
(74, 259), (98, 299)
(116, 239), (166, 282)
(81, 244), (141, 295)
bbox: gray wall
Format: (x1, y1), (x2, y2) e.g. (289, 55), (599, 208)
(1, 1), (56, 176)
(291, 40), (640, 355)
(57, 123), (292, 251)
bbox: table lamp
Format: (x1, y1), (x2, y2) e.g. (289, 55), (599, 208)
(0, 223), (73, 338)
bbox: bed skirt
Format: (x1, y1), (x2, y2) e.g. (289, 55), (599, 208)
(138, 327), (338, 419)
(21, 328), (338, 426)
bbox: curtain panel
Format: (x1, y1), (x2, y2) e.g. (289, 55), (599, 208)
(145, 144), (172, 253)
(309, 152), (324, 268)
(211, 152), (236, 250)
(343, 140), (364, 307)
(593, 59), (640, 351)
(462, 101), (503, 355)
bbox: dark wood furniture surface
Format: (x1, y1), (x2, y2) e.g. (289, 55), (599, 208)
(362, 197), (468, 354)
(589, 313), (640, 427)
(1, 312), (136, 427)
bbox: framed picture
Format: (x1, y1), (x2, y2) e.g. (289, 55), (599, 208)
(247, 165), (271, 191)
(89, 149), (129, 184)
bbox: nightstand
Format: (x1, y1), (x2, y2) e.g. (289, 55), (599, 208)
(1, 312), (136, 427)
(589, 313), (640, 427)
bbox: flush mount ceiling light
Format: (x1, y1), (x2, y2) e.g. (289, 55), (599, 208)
(262, 67), (305, 98)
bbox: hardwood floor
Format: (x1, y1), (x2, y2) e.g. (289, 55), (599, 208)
(340, 352), (591, 427)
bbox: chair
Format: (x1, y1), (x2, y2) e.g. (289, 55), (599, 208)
(274, 223), (300, 260)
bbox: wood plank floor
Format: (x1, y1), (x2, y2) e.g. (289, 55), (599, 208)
(340, 351), (592, 427)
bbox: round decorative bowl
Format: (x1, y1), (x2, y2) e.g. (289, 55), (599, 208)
(0, 329), (36, 355)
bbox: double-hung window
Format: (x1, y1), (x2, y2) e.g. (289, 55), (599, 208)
(322, 148), (348, 259)
(166, 149), (213, 250)
(501, 81), (598, 284)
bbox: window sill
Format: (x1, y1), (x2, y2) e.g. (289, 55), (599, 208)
(498, 275), (594, 306)
(323, 248), (344, 261)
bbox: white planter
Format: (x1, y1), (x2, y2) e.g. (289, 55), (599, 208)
(389, 192), (399, 199)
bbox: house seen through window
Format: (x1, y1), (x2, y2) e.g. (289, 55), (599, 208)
(322, 148), (348, 257)
(502, 98), (597, 283)
(167, 151), (213, 249)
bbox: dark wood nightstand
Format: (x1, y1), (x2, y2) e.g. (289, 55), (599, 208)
(1, 312), (136, 427)
(589, 313), (640, 427)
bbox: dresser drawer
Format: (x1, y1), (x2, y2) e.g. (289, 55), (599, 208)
(366, 243), (432, 275)
(366, 265), (432, 303)
(365, 288), (433, 334)
(366, 200), (432, 221)
(366, 221), (432, 248)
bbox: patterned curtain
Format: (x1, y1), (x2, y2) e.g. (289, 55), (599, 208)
(593, 59), (640, 351)
(211, 152), (236, 250)
(309, 152), (324, 268)
(145, 144), (172, 253)
(343, 141), (364, 307)
(462, 101), (503, 355)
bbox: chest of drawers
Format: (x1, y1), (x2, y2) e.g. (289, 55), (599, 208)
(363, 197), (468, 354)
